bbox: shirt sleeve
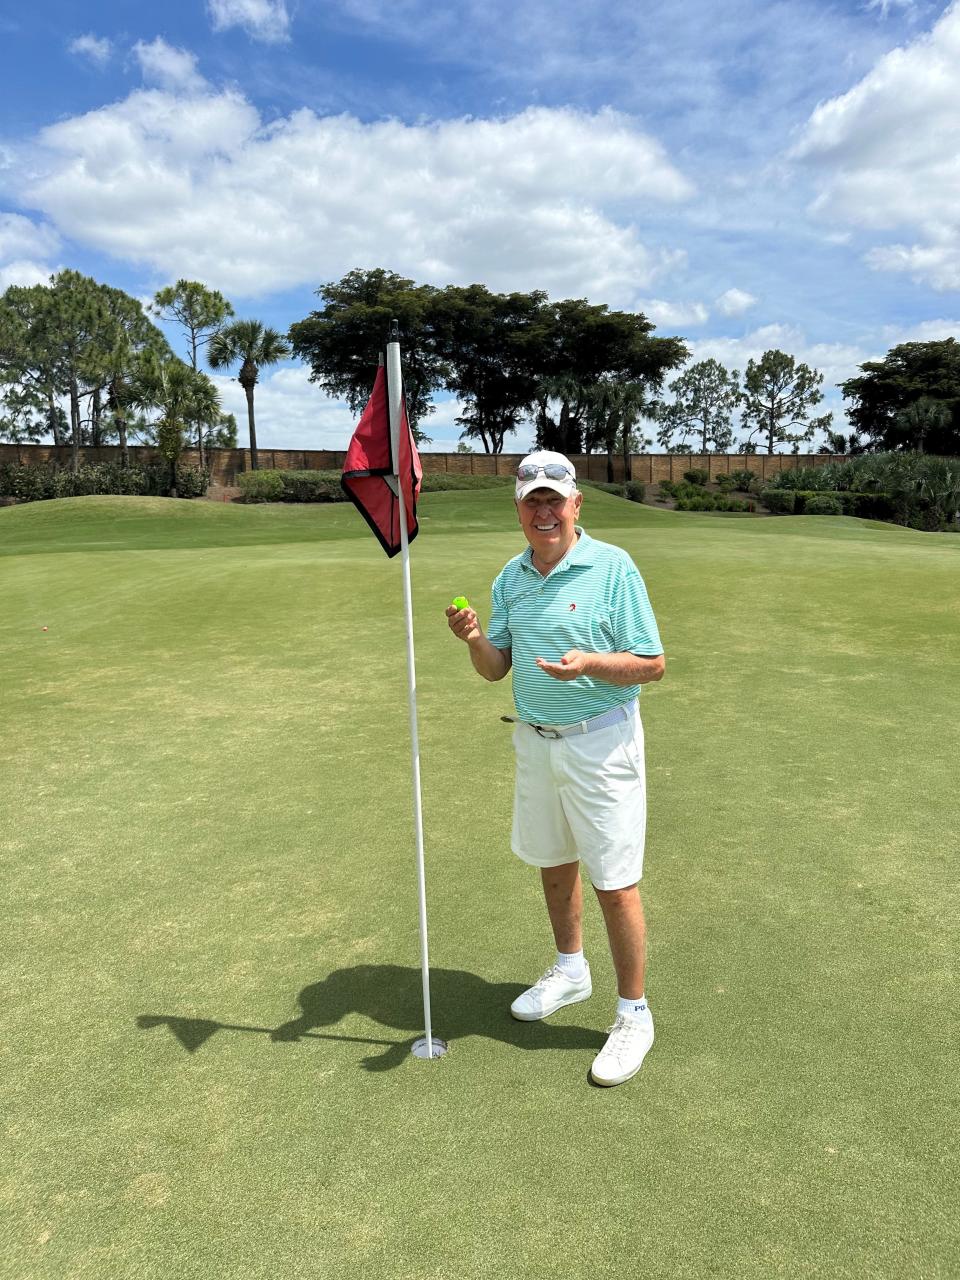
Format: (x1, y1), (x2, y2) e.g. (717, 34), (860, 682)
(486, 571), (512, 651)
(610, 560), (663, 656)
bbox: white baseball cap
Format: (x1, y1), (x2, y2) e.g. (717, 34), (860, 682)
(515, 450), (578, 502)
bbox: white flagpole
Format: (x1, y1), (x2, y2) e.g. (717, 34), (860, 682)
(385, 323), (445, 1062)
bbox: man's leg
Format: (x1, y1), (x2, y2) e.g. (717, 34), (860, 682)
(510, 861), (591, 1021)
(594, 883), (646, 999)
(540, 861), (583, 953)
(589, 882), (653, 1085)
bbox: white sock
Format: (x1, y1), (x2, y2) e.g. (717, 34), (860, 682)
(617, 994), (649, 1020)
(556, 950), (587, 981)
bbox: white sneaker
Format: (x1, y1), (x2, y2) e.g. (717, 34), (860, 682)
(589, 1012), (654, 1086)
(510, 963), (592, 1021)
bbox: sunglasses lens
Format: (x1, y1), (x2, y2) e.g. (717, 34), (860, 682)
(517, 463), (572, 482)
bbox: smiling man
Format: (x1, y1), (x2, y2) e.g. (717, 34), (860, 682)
(446, 450), (666, 1086)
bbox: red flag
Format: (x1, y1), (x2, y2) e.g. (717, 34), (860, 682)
(341, 364), (422, 558)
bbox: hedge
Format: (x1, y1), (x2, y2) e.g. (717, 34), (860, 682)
(0, 462), (209, 502)
(237, 469), (517, 502)
(803, 493), (843, 516)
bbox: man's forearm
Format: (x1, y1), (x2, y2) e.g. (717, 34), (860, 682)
(468, 635), (511, 682)
(583, 652), (665, 686)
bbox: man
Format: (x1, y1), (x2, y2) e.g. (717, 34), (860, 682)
(446, 450), (665, 1087)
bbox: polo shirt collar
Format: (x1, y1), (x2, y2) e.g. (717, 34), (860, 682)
(520, 526), (594, 575)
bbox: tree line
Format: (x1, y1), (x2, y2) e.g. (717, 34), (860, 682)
(3, 267), (960, 484)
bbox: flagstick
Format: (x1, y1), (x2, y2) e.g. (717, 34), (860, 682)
(385, 329), (445, 1062)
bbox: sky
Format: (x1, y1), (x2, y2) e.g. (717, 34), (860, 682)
(2, 0), (960, 452)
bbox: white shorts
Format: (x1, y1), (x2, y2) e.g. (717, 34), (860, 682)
(511, 706), (647, 891)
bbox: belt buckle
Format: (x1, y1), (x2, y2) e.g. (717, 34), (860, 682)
(533, 724), (562, 740)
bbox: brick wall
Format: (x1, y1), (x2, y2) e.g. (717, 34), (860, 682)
(0, 443), (849, 488)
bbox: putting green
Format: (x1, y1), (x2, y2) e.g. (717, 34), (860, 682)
(1, 492), (957, 1279)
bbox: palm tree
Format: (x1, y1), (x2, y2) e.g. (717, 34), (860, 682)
(207, 320), (290, 470)
(588, 380), (648, 482)
(135, 354), (221, 496)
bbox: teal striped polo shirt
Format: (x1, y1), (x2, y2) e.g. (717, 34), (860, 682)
(486, 527), (663, 726)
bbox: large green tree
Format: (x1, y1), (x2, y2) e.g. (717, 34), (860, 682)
(531, 300), (686, 464)
(740, 350), (831, 454)
(431, 284), (545, 454)
(841, 340), (960, 453)
(150, 280), (234, 466)
(208, 320), (290, 470)
(656, 358), (740, 454)
(0, 383), (46, 460)
(135, 354), (222, 495)
(0, 273), (169, 471)
(289, 268), (443, 440)
(586, 380), (651, 482)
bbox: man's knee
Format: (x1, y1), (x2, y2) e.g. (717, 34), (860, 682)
(594, 882), (642, 912)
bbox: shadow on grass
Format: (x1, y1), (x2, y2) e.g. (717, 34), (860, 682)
(137, 964), (605, 1070)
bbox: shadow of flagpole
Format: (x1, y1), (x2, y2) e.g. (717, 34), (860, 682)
(136, 1014), (403, 1055)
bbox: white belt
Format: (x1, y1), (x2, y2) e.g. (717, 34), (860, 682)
(502, 702), (635, 740)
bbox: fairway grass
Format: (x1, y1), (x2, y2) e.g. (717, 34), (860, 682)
(2, 494), (958, 1279)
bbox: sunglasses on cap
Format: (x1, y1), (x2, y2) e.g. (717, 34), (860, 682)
(516, 462), (574, 482)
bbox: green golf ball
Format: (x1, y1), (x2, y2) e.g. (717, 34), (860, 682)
(451, 596), (470, 611)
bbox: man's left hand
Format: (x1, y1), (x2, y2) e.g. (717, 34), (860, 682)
(536, 650), (591, 681)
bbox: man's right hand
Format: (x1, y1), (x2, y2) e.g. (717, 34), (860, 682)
(446, 605), (511, 681)
(445, 603), (482, 644)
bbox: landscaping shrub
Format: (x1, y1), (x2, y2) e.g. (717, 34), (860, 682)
(586, 482), (625, 496)
(675, 494), (751, 513)
(683, 468), (709, 486)
(760, 489), (797, 514)
(278, 471), (343, 501)
(0, 462), (208, 502)
(155, 464), (209, 498)
(657, 480), (678, 500)
(763, 454), (960, 531)
(238, 470), (285, 502)
(714, 474), (737, 492)
(803, 493), (844, 516)
(730, 469), (758, 490)
(623, 480), (646, 503)
(850, 491), (897, 521)
(237, 468), (517, 502)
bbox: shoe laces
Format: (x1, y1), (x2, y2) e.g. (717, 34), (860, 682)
(533, 965), (563, 988)
(601, 1014), (645, 1059)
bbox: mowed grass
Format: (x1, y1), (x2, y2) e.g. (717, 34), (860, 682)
(1, 492), (958, 1280)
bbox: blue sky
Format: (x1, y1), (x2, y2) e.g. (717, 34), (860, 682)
(2, 0), (959, 450)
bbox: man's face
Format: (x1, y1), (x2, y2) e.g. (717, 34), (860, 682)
(516, 487), (582, 559)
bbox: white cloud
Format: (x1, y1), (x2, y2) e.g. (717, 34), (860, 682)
(793, 2), (960, 290)
(68, 34), (112, 66)
(211, 367), (354, 450)
(878, 317), (960, 344)
(0, 215), (59, 289)
(863, 0), (916, 16)
(20, 93), (693, 303)
(132, 38), (207, 93)
(208, 0), (290, 43)
(0, 260), (53, 290)
(686, 323), (870, 396)
(715, 287), (757, 316)
(211, 366), (474, 451)
(687, 316), (960, 410)
(0, 213), (60, 262)
(637, 298), (708, 328)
